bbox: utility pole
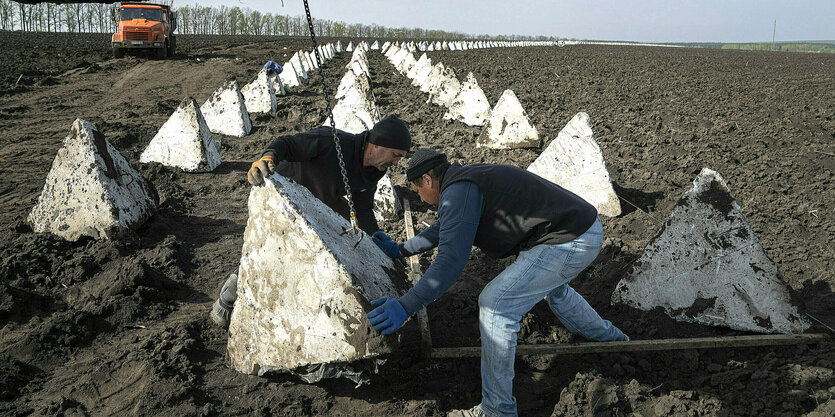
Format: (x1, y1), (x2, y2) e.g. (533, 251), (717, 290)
(772, 20), (777, 51)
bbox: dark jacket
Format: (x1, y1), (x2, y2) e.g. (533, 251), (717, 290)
(262, 126), (384, 234)
(440, 163), (598, 258)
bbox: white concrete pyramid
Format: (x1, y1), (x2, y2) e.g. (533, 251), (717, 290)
(140, 97), (221, 172)
(411, 56), (435, 87)
(420, 63), (445, 93)
(389, 49), (409, 69)
(527, 112), (619, 216)
(346, 41), (354, 51)
(241, 68), (277, 114)
(371, 40), (380, 50)
(227, 173), (407, 374)
(476, 89), (539, 149)
(397, 53), (417, 75)
(28, 119), (157, 241)
(336, 40), (344, 53)
(289, 53), (308, 80)
(381, 41), (391, 52)
(406, 53), (430, 80)
(306, 51), (319, 69)
(443, 72), (491, 126)
(428, 66), (461, 107)
(279, 61), (303, 87)
(373, 174), (402, 222)
(200, 80), (252, 137)
(612, 169), (809, 334)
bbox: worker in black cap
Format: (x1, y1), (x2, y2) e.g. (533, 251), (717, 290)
(211, 115), (412, 329)
(368, 148), (627, 417)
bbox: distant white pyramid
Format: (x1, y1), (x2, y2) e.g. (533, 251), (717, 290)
(406, 53), (430, 80)
(389, 49), (409, 68)
(140, 97), (221, 172)
(241, 68), (277, 114)
(373, 174), (402, 222)
(346, 41), (354, 52)
(612, 169), (810, 334)
(443, 72), (491, 126)
(227, 173), (407, 374)
(306, 51), (319, 69)
(200, 80), (252, 137)
(410, 55), (435, 87)
(28, 119), (157, 241)
(476, 89), (539, 149)
(371, 40), (380, 50)
(336, 40), (344, 53)
(527, 112), (619, 216)
(397, 53), (417, 75)
(420, 63), (445, 93)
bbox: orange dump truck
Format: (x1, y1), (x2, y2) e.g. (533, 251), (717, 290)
(111, 2), (177, 59)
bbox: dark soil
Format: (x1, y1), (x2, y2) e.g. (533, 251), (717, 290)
(0, 33), (833, 416)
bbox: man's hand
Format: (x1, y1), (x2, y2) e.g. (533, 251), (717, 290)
(367, 297), (409, 335)
(372, 231), (404, 260)
(247, 156), (276, 186)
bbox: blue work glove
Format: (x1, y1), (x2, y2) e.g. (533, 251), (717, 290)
(264, 60), (283, 74)
(372, 231), (404, 260)
(367, 297), (409, 335)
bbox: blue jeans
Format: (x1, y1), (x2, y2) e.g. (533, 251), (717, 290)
(477, 218), (626, 417)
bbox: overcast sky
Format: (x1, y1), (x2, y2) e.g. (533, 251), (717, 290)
(189, 0), (834, 43)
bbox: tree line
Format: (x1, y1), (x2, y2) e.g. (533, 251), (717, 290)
(0, 1), (555, 41)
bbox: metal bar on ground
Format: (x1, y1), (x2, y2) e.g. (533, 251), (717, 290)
(403, 198), (433, 359)
(429, 333), (829, 359)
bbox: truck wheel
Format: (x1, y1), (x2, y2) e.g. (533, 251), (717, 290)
(155, 44), (167, 59)
(168, 36), (176, 57)
(113, 48), (124, 59)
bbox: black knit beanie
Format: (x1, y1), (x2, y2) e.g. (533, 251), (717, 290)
(368, 115), (411, 151)
(407, 148), (448, 181)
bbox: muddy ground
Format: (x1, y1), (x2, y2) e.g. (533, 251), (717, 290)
(0, 32), (833, 416)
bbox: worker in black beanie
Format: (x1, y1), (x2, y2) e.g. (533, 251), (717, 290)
(368, 147), (627, 417)
(211, 115), (412, 329)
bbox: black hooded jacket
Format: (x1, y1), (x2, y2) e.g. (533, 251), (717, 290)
(261, 126), (384, 234)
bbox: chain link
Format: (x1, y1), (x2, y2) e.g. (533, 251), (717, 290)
(303, 0), (358, 231)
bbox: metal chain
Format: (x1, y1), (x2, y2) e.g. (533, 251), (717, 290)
(303, 0), (359, 233)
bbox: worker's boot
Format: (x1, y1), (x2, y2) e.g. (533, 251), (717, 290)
(447, 406), (487, 417)
(210, 273), (238, 329)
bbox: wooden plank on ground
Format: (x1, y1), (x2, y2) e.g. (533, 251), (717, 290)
(403, 198), (433, 359)
(429, 333), (830, 359)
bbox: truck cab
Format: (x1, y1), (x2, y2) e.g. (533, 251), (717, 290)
(111, 2), (177, 59)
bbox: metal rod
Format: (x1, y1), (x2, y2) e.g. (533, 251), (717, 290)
(403, 198), (433, 359)
(429, 334), (829, 359)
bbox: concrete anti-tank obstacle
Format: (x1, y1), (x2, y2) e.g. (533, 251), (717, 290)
(140, 97), (221, 173)
(411, 56), (435, 88)
(373, 174), (402, 221)
(28, 118), (157, 241)
(200, 79), (252, 138)
(336, 40), (344, 53)
(443, 72), (491, 126)
(241, 68), (277, 114)
(227, 173), (409, 375)
(406, 53), (430, 81)
(427, 66), (461, 107)
(268, 71), (286, 97)
(280, 61), (303, 88)
(346, 41), (354, 52)
(289, 53), (308, 80)
(389, 49), (409, 69)
(325, 90), (376, 134)
(476, 89), (539, 149)
(527, 112), (620, 216)
(611, 169), (810, 334)
(397, 53), (417, 75)
(371, 40), (379, 50)
(420, 62), (446, 93)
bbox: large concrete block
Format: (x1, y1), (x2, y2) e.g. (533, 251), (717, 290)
(140, 97), (221, 172)
(28, 119), (157, 241)
(241, 68), (277, 114)
(427, 66), (461, 107)
(227, 174), (408, 374)
(268, 71), (286, 97)
(612, 169), (809, 334)
(527, 112), (620, 216)
(200, 80), (252, 138)
(373, 174), (402, 222)
(406, 54), (430, 80)
(443, 72), (491, 126)
(420, 63), (445, 93)
(476, 89), (539, 149)
(397, 53), (417, 75)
